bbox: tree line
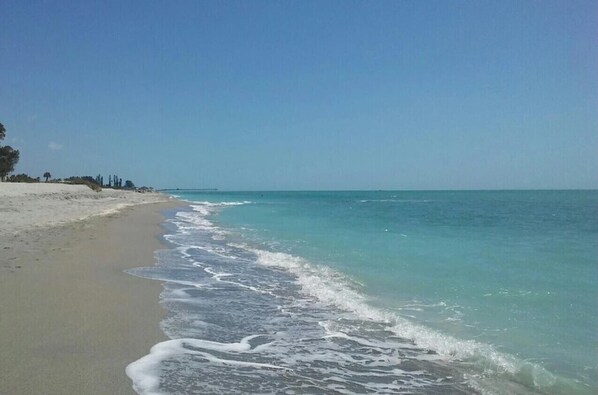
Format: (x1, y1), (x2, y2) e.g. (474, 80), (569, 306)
(0, 122), (138, 191)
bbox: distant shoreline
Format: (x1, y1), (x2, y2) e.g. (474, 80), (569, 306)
(157, 188), (218, 192)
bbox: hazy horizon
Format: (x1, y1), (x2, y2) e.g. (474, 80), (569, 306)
(158, 187), (598, 192)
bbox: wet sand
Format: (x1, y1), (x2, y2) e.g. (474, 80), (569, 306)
(0, 200), (180, 394)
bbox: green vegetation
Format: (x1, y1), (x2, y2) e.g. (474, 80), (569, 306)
(0, 121), (145, 191)
(6, 173), (38, 183)
(64, 176), (102, 192)
(0, 123), (20, 181)
(108, 174), (123, 188)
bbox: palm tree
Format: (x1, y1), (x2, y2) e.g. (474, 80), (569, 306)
(43, 172), (51, 182)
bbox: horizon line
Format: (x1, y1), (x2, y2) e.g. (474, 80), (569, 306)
(157, 188), (598, 193)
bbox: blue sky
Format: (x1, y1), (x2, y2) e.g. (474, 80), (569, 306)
(1, 0), (596, 190)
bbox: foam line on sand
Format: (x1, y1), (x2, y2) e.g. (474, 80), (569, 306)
(0, 183), (182, 394)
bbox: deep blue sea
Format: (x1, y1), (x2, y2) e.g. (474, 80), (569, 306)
(127, 190), (597, 394)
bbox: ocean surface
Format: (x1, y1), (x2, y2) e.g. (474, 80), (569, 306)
(127, 190), (597, 394)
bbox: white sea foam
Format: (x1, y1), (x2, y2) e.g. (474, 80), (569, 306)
(126, 335), (282, 395)
(167, 201), (252, 235)
(130, 198), (569, 394)
(174, 211), (213, 228)
(192, 200), (252, 209)
(185, 201), (251, 218)
(244, 246), (558, 389)
(172, 201), (529, 378)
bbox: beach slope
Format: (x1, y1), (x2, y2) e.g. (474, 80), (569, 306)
(0, 183), (179, 394)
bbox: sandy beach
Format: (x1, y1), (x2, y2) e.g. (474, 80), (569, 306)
(0, 183), (181, 394)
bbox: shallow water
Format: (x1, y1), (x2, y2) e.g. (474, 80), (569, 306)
(127, 190), (597, 394)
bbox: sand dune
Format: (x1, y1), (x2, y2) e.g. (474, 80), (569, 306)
(0, 183), (172, 238)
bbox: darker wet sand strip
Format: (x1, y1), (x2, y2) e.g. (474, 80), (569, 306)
(0, 201), (181, 395)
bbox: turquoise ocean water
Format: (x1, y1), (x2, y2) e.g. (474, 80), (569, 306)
(127, 190), (597, 394)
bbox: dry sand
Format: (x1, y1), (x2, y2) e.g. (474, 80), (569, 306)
(0, 183), (172, 239)
(0, 183), (182, 394)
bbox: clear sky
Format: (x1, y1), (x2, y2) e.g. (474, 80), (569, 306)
(1, 0), (596, 190)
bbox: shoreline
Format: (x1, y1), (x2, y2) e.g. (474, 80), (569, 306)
(0, 197), (182, 394)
